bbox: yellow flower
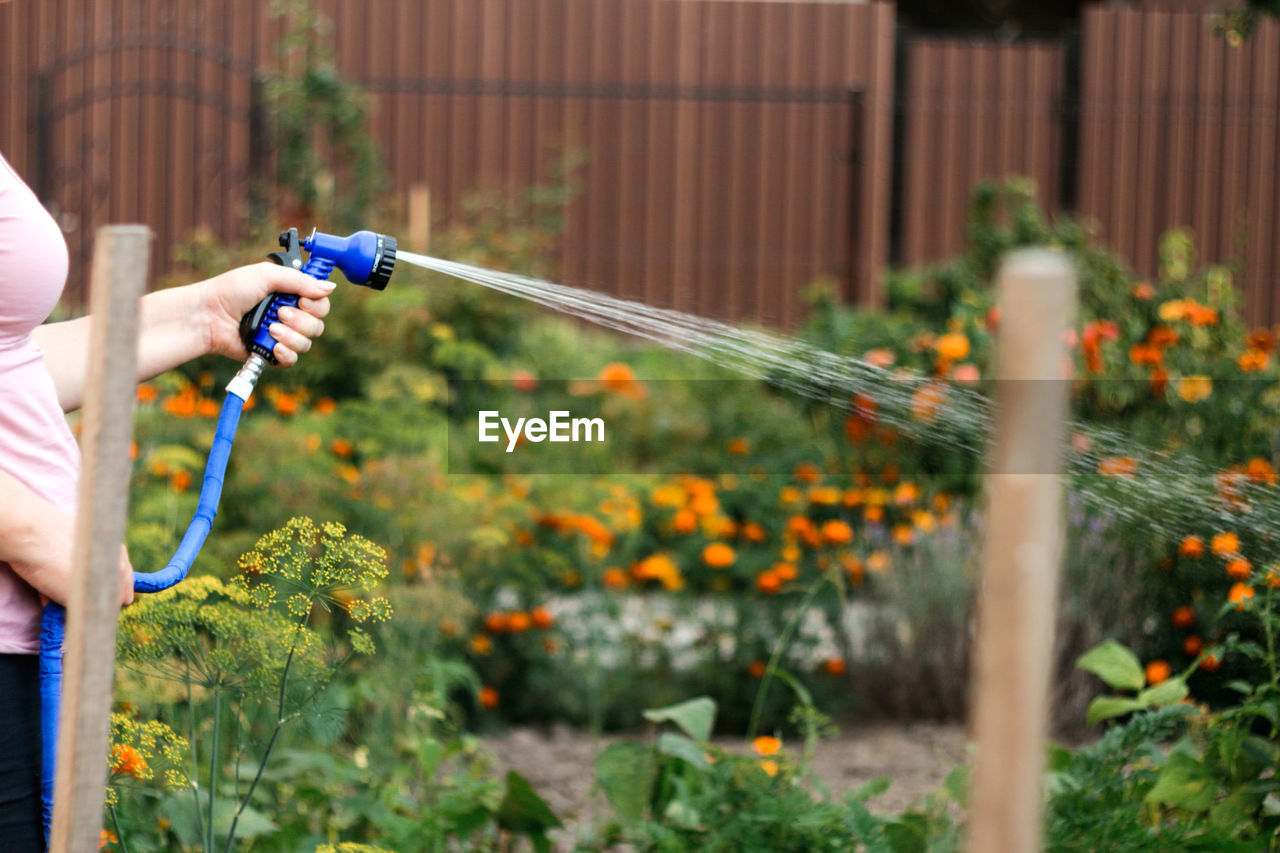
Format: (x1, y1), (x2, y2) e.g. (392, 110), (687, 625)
(1176, 375), (1212, 403)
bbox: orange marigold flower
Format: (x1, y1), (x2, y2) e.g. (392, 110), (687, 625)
(793, 462), (821, 484)
(1238, 348), (1270, 372)
(1144, 660), (1171, 686)
(163, 387), (198, 418)
(863, 505), (884, 523)
(1183, 635), (1203, 657)
(511, 370), (538, 392)
(531, 606), (554, 629)
(314, 397), (337, 414)
(1146, 325), (1179, 348)
(136, 383), (158, 403)
(742, 522), (767, 542)
(1097, 456), (1138, 478)
(483, 612), (509, 633)
(111, 744), (148, 778)
(479, 686), (499, 709)
(597, 362), (645, 399)
(602, 567), (630, 590)
(1128, 344), (1163, 368)
(752, 736), (782, 757)
(633, 554), (684, 592)
(673, 509), (698, 534)
(823, 657), (847, 676)
(1246, 458), (1278, 485)
(331, 438), (354, 457)
(727, 437), (750, 455)
(273, 392), (299, 416)
(1151, 368), (1168, 396)
(863, 348), (896, 368)
(470, 634), (493, 655)
(760, 759), (780, 777)
(821, 519), (854, 545)
(1249, 327), (1278, 353)
(1187, 303), (1219, 327)
(506, 612), (532, 633)
(772, 562), (798, 582)
(893, 482), (920, 505)
(893, 524), (915, 546)
(756, 570), (782, 594)
(1211, 531), (1240, 557)
(910, 382), (946, 423)
(779, 486), (802, 504)
(1179, 536), (1205, 558)
(171, 470), (192, 493)
(1229, 582), (1255, 610)
(703, 542), (736, 568)
(934, 332), (971, 363)
(1201, 652), (1222, 671)
(1131, 281), (1156, 300)
(1226, 557), (1252, 581)
(1170, 605), (1196, 630)
(867, 550), (890, 573)
(748, 660), (767, 678)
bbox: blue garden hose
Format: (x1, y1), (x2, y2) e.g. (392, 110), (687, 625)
(36, 226), (397, 844)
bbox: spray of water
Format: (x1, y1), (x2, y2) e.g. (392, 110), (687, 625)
(397, 250), (1280, 543)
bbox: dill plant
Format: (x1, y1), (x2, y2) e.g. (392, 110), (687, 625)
(115, 517), (391, 852)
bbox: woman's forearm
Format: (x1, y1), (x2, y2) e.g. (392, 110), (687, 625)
(0, 468), (74, 605)
(32, 283), (212, 411)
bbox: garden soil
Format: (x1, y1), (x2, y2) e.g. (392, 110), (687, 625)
(483, 721), (967, 844)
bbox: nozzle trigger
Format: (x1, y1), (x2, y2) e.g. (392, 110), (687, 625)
(268, 228), (303, 269)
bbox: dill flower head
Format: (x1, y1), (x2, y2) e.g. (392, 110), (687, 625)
(235, 517), (393, 630)
(105, 713), (189, 806)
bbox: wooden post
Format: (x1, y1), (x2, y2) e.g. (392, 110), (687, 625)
(407, 184), (431, 252)
(968, 249), (1075, 853)
(50, 225), (150, 852)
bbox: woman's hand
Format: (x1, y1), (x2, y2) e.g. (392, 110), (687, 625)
(197, 262), (335, 366)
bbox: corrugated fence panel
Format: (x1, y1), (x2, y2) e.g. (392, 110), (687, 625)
(1079, 7), (1280, 325)
(899, 36), (1065, 268)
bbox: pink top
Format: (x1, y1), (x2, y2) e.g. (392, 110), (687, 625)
(0, 152), (77, 654)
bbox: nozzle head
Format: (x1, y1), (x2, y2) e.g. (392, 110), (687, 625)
(304, 229), (397, 290)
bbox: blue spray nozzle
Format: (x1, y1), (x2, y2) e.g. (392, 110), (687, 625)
(241, 227), (398, 362)
(304, 228), (398, 290)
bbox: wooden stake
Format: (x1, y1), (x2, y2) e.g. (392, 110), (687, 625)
(49, 225), (150, 853)
(408, 184), (431, 252)
(968, 249), (1075, 853)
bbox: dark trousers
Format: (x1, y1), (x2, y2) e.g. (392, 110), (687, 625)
(0, 654), (43, 851)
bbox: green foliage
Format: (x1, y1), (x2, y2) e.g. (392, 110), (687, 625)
(579, 696), (962, 853)
(262, 0), (386, 228)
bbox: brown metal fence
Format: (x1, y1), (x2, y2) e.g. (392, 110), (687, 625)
(899, 36), (1066, 267)
(0, 0), (894, 327)
(2, 1), (1279, 324)
(1077, 6), (1280, 324)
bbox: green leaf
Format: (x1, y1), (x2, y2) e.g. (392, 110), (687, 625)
(1077, 640), (1146, 692)
(596, 742), (657, 823)
(1145, 749), (1214, 813)
(643, 696), (716, 743)
(1086, 696), (1147, 727)
(1138, 677), (1189, 708)
(1210, 788), (1263, 832)
(883, 814), (928, 853)
(497, 770), (562, 835)
(850, 776), (893, 803)
(656, 732), (711, 770)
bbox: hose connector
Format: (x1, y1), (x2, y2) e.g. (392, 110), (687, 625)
(226, 353), (267, 401)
